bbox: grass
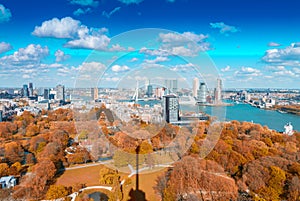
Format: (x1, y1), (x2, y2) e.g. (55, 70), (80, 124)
(56, 163), (166, 201)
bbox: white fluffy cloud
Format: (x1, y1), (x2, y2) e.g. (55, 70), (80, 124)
(157, 32), (211, 56)
(0, 42), (12, 54)
(70, 0), (99, 7)
(0, 4), (11, 23)
(118, 0), (144, 4)
(262, 43), (300, 66)
(111, 64), (129, 72)
(33, 17), (130, 51)
(210, 22), (238, 35)
(32, 17), (81, 38)
(55, 50), (70, 62)
(65, 30), (110, 50)
(0, 44), (49, 65)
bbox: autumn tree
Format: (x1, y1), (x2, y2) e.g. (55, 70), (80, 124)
(155, 156), (238, 200)
(4, 141), (24, 164)
(99, 167), (119, 185)
(0, 163), (9, 177)
(9, 162), (22, 175)
(46, 185), (69, 200)
(13, 158), (57, 200)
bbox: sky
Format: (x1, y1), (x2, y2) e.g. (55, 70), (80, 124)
(0, 0), (300, 89)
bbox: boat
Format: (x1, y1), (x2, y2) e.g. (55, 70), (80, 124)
(277, 110), (287, 114)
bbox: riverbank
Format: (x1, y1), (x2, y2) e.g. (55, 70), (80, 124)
(270, 105), (300, 116)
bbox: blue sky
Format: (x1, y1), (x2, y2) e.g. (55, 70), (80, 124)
(0, 0), (300, 88)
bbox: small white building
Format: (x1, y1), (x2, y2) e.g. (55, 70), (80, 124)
(284, 122), (294, 136)
(0, 176), (17, 189)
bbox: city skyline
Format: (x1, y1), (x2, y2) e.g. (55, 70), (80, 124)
(0, 0), (300, 88)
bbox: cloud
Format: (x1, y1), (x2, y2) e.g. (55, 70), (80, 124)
(130, 57), (138, 62)
(111, 64), (129, 72)
(266, 66), (297, 77)
(234, 67), (261, 78)
(118, 0), (144, 5)
(109, 44), (126, 51)
(33, 17), (130, 51)
(170, 63), (194, 72)
(221, 65), (231, 72)
(0, 4), (11, 23)
(156, 32), (212, 56)
(210, 22), (238, 35)
(70, 0), (99, 7)
(0, 44), (66, 81)
(105, 77), (120, 82)
(64, 29), (110, 50)
(268, 42), (281, 47)
(73, 8), (91, 16)
(32, 17), (81, 38)
(0, 44), (49, 65)
(0, 42), (12, 54)
(262, 43), (300, 67)
(144, 56), (169, 64)
(74, 62), (107, 85)
(55, 50), (70, 62)
(102, 7), (121, 18)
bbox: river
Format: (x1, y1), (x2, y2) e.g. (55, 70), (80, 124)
(181, 102), (300, 132)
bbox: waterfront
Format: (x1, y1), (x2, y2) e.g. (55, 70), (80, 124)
(181, 102), (300, 132)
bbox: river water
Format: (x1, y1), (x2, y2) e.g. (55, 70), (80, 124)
(181, 102), (300, 132)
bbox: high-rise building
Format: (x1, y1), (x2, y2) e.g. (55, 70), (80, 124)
(163, 94), (179, 123)
(23, 84), (29, 97)
(198, 82), (207, 103)
(192, 77), (199, 98)
(91, 87), (99, 100)
(165, 79), (178, 93)
(146, 85), (153, 97)
(214, 78), (222, 104)
(44, 89), (49, 100)
(56, 85), (65, 101)
(28, 82), (33, 97)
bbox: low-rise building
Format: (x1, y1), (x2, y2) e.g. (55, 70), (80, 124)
(0, 176), (17, 189)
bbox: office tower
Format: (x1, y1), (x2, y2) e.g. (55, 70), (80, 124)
(163, 94), (179, 123)
(214, 78), (222, 104)
(198, 82), (207, 103)
(28, 82), (33, 96)
(146, 85), (153, 97)
(155, 87), (162, 99)
(56, 85), (65, 101)
(193, 77), (199, 98)
(44, 89), (49, 99)
(0, 110), (2, 122)
(23, 84), (29, 97)
(145, 80), (149, 91)
(91, 87), (99, 100)
(165, 79), (178, 93)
